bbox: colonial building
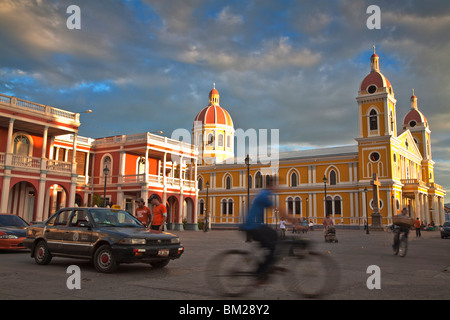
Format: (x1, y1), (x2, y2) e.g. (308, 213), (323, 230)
(0, 94), (199, 230)
(196, 50), (447, 228)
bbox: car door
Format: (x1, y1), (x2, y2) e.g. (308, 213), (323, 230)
(63, 209), (93, 257)
(44, 209), (73, 253)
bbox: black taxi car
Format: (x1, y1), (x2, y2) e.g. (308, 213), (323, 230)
(24, 207), (184, 273)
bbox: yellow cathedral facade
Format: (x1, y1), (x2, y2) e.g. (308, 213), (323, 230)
(194, 49), (446, 228)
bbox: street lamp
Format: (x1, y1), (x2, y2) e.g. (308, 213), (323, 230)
(205, 181), (210, 232)
(245, 154), (251, 242)
(323, 175), (328, 217)
(364, 187), (369, 234)
(103, 166), (110, 207)
(245, 155), (250, 216)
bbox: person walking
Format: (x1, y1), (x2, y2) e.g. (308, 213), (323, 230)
(414, 217), (421, 238)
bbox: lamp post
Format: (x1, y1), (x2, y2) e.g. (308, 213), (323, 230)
(323, 175), (328, 217)
(364, 187), (369, 234)
(245, 154), (251, 242)
(205, 181), (210, 232)
(103, 166), (110, 207)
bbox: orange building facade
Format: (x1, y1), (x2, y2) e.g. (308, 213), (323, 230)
(0, 94), (199, 230)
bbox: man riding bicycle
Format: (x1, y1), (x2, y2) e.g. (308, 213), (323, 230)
(241, 177), (301, 283)
(392, 207), (410, 251)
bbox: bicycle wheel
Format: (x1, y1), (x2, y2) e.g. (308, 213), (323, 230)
(398, 236), (408, 257)
(205, 250), (257, 297)
(284, 251), (339, 298)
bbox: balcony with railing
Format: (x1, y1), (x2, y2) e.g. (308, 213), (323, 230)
(0, 93), (79, 123)
(0, 153), (73, 173)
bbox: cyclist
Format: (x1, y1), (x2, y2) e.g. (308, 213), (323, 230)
(392, 207), (410, 251)
(241, 177), (300, 283)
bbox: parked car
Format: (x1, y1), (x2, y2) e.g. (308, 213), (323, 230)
(440, 222), (450, 239)
(0, 213), (30, 250)
(24, 207), (184, 272)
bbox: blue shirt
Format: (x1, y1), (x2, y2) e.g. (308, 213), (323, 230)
(242, 189), (273, 230)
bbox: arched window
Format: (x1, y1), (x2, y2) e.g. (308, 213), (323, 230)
(325, 196), (332, 216)
(199, 199), (205, 215)
(137, 157), (146, 175)
(218, 134), (224, 147)
(287, 197), (302, 215)
(295, 197), (301, 215)
(207, 133), (214, 146)
(13, 135), (30, 155)
(334, 196), (342, 215)
(225, 176), (231, 189)
(290, 172), (298, 187)
(103, 156), (111, 174)
(255, 172), (263, 189)
(228, 199), (233, 215)
(265, 175), (272, 187)
(221, 199), (233, 215)
(329, 170), (337, 185)
(198, 178), (203, 191)
(369, 109), (378, 130)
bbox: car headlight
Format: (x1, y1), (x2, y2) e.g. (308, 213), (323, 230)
(119, 238), (146, 245)
(0, 234), (19, 239)
(170, 238), (180, 244)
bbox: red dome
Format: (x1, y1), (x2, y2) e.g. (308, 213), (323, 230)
(404, 109), (427, 126)
(360, 71), (392, 92)
(194, 105), (233, 127)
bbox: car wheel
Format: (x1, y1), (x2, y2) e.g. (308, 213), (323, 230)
(93, 244), (119, 273)
(34, 241), (52, 265)
(150, 259), (170, 269)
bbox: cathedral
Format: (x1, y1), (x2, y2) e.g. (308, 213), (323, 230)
(195, 49), (447, 228)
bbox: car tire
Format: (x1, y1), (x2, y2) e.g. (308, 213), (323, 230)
(93, 244), (119, 273)
(150, 259), (170, 269)
(34, 240), (52, 265)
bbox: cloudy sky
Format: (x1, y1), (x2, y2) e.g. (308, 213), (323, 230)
(1, 0), (449, 194)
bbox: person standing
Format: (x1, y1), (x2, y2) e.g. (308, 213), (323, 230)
(279, 217), (286, 239)
(135, 198), (151, 227)
(323, 215), (334, 240)
(148, 195), (167, 231)
(414, 217), (421, 238)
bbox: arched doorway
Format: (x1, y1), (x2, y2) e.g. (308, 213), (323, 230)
(166, 196), (179, 230)
(8, 181), (37, 222)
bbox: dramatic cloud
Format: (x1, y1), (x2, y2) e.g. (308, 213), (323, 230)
(0, 0), (449, 193)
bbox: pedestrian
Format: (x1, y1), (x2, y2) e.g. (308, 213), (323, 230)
(148, 194), (167, 231)
(414, 217), (421, 237)
(135, 198), (151, 227)
(302, 218), (308, 233)
(323, 214), (334, 240)
(280, 217), (286, 239)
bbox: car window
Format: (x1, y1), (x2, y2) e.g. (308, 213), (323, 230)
(53, 210), (72, 226)
(0, 215), (29, 227)
(69, 210), (90, 227)
(90, 209), (142, 227)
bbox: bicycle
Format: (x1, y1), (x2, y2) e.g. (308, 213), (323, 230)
(392, 226), (408, 257)
(205, 235), (339, 298)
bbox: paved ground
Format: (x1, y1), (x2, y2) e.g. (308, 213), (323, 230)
(1, 228), (449, 302)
